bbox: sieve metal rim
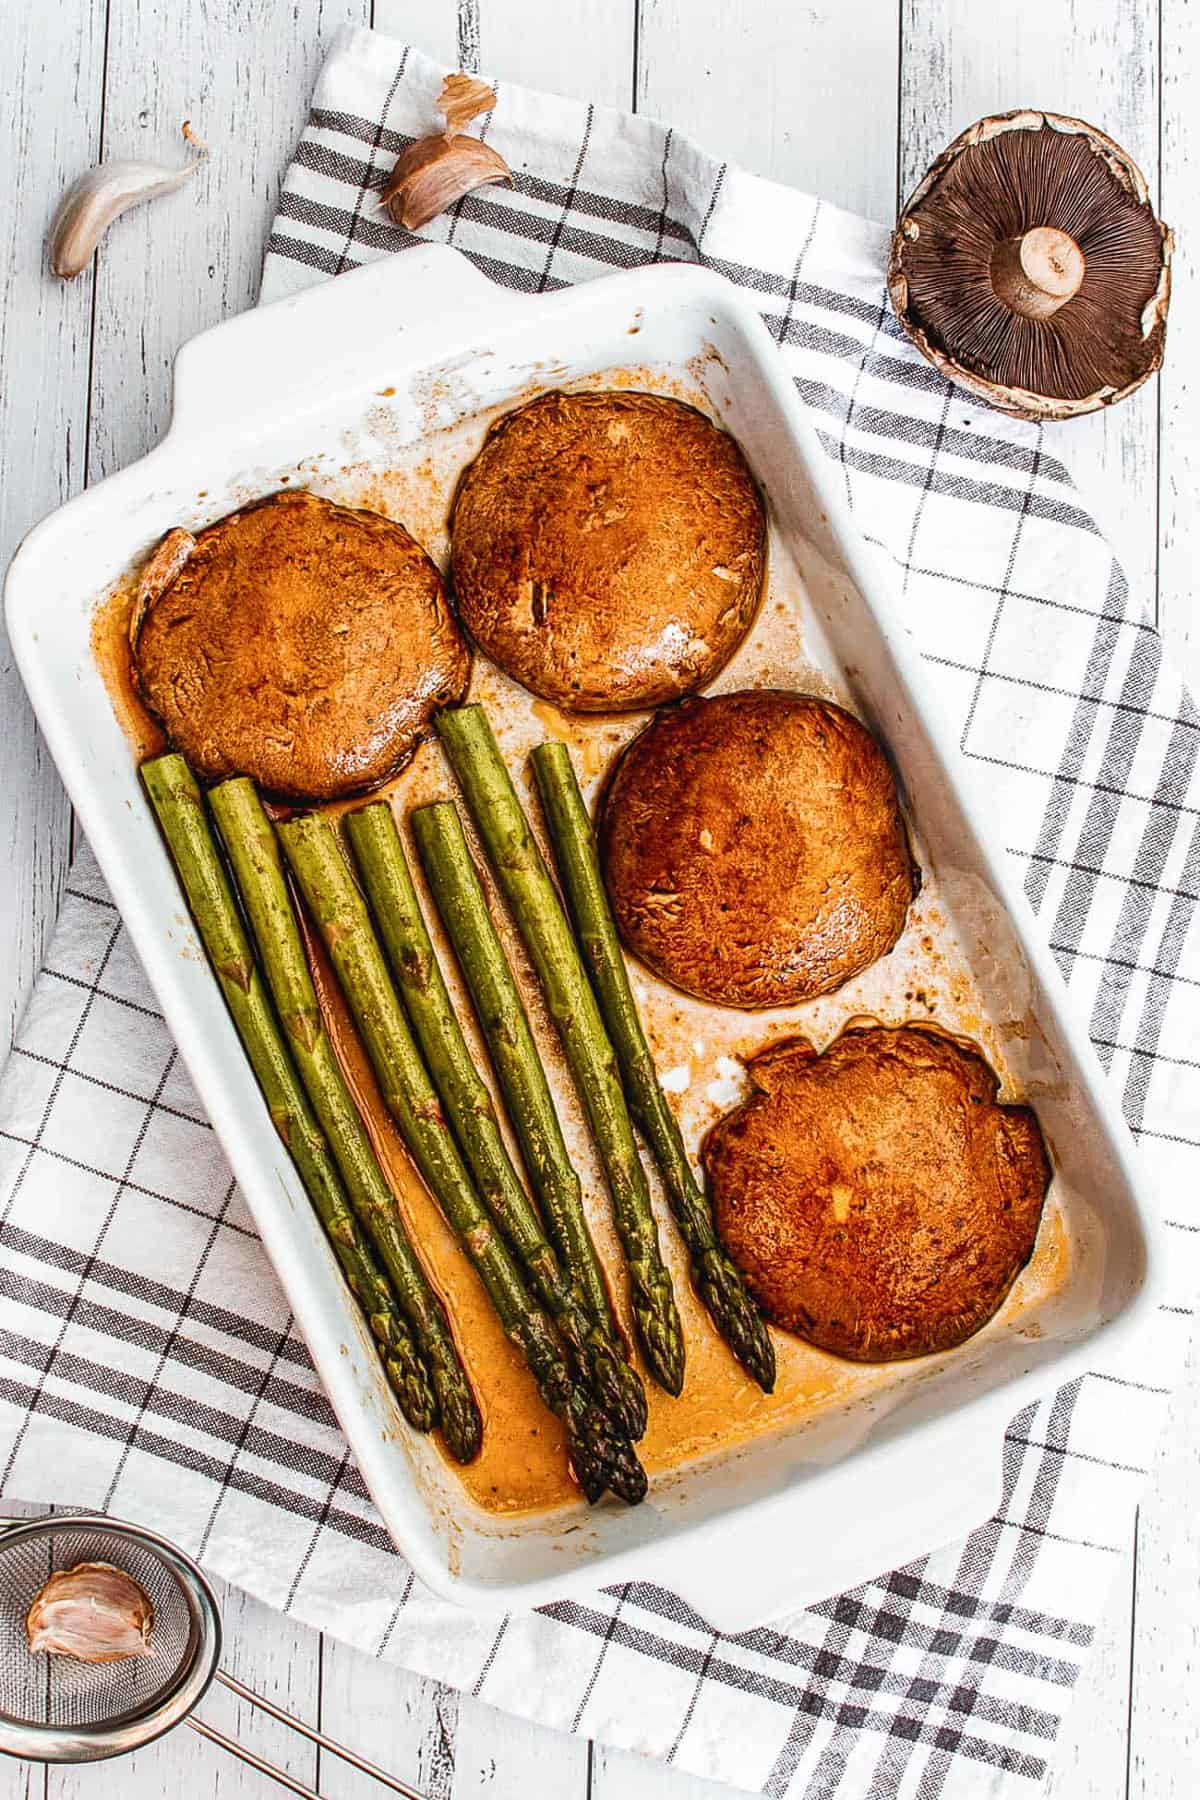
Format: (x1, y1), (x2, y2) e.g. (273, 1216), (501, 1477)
(0, 1512), (223, 1765)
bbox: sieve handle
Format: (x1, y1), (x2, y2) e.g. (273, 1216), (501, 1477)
(200, 1671), (427, 1799)
(189, 1715), (328, 1799)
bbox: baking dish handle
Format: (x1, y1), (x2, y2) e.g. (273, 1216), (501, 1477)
(646, 1411), (1008, 1637)
(169, 244), (512, 440)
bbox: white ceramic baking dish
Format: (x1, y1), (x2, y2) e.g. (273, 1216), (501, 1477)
(5, 244), (1162, 1631)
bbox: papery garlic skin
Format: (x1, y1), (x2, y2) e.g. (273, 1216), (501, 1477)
(49, 122), (207, 279)
(26, 1561), (155, 1662)
(438, 73), (497, 134)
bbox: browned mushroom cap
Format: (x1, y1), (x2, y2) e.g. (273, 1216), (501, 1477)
(703, 1023), (1051, 1361)
(888, 110), (1172, 420)
(599, 691), (919, 1009)
(449, 392), (766, 713)
(131, 491), (470, 803)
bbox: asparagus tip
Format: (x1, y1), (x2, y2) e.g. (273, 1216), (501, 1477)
(439, 1382), (484, 1464)
(635, 1287), (686, 1399)
(588, 1331), (649, 1441)
(387, 1355), (439, 1433)
(605, 1435), (649, 1506)
(698, 1252), (776, 1393)
(566, 1396), (648, 1505)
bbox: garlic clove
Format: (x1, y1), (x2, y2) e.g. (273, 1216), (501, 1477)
(26, 1561), (155, 1663)
(382, 135), (512, 232)
(380, 72), (511, 232)
(49, 121), (208, 279)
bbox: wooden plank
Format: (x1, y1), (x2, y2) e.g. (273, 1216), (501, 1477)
(473, 0), (633, 109)
(329, 13), (608, 1800)
(388, 16), (669, 1792)
(85, 0), (367, 483)
(592, 1740), (737, 1798)
(1042, 1538), (1134, 1800)
(0, 1), (101, 1056)
(197, 1582), (322, 1797)
(900, 17), (1174, 1795)
(373, 0), (461, 65)
(1157, 0), (1200, 692)
(899, 12), (1161, 1797)
(450, 1695), (589, 1798)
(1128, 1346), (1200, 1796)
(318, 1638), (460, 1800)
(0, 1753), (42, 1800)
(1133, 0), (1200, 1698)
(359, 17), (626, 1799)
(899, 0), (1161, 627)
(373, 0), (633, 109)
(635, 0), (898, 223)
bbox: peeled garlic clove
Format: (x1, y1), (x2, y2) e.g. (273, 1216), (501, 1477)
(49, 121), (208, 279)
(26, 1560), (155, 1662)
(382, 135), (511, 231)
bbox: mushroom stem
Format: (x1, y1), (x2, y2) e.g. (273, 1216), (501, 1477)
(991, 226), (1085, 319)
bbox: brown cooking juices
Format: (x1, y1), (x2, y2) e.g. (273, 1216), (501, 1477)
(92, 584), (165, 764)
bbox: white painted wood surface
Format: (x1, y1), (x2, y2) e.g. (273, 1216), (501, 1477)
(0, 2), (94, 1055)
(0, 1), (1196, 1795)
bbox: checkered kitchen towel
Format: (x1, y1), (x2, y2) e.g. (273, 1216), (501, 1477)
(2, 29), (1198, 1799)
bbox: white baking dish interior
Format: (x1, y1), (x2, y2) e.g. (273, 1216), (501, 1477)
(5, 246), (1160, 1632)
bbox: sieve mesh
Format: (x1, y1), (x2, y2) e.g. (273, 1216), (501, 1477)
(0, 1525), (197, 1730)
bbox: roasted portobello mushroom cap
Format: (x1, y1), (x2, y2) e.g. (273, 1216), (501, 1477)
(598, 689), (919, 1009)
(449, 391), (765, 712)
(131, 490), (470, 802)
(703, 1023), (1051, 1361)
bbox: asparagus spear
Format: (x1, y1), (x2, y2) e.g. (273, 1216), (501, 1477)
(208, 777), (483, 1463)
(140, 754), (438, 1436)
(345, 803), (644, 1441)
(412, 801), (648, 1441)
(277, 810), (647, 1505)
(436, 705), (686, 1398)
(532, 740), (776, 1392)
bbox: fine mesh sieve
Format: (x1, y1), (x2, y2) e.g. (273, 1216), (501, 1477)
(0, 1514), (424, 1799)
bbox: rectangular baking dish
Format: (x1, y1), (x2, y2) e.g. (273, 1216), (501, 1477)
(5, 243), (1162, 1632)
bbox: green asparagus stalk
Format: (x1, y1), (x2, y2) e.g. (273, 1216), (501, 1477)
(411, 801), (648, 1440)
(277, 810), (647, 1506)
(208, 778), (482, 1463)
(140, 754), (438, 1436)
(436, 705), (686, 1398)
(532, 741), (776, 1392)
(345, 803), (643, 1441)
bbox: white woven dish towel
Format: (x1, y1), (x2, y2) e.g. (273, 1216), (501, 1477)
(2, 29), (1198, 1800)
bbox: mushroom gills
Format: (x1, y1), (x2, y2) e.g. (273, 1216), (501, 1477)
(888, 110), (1172, 418)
